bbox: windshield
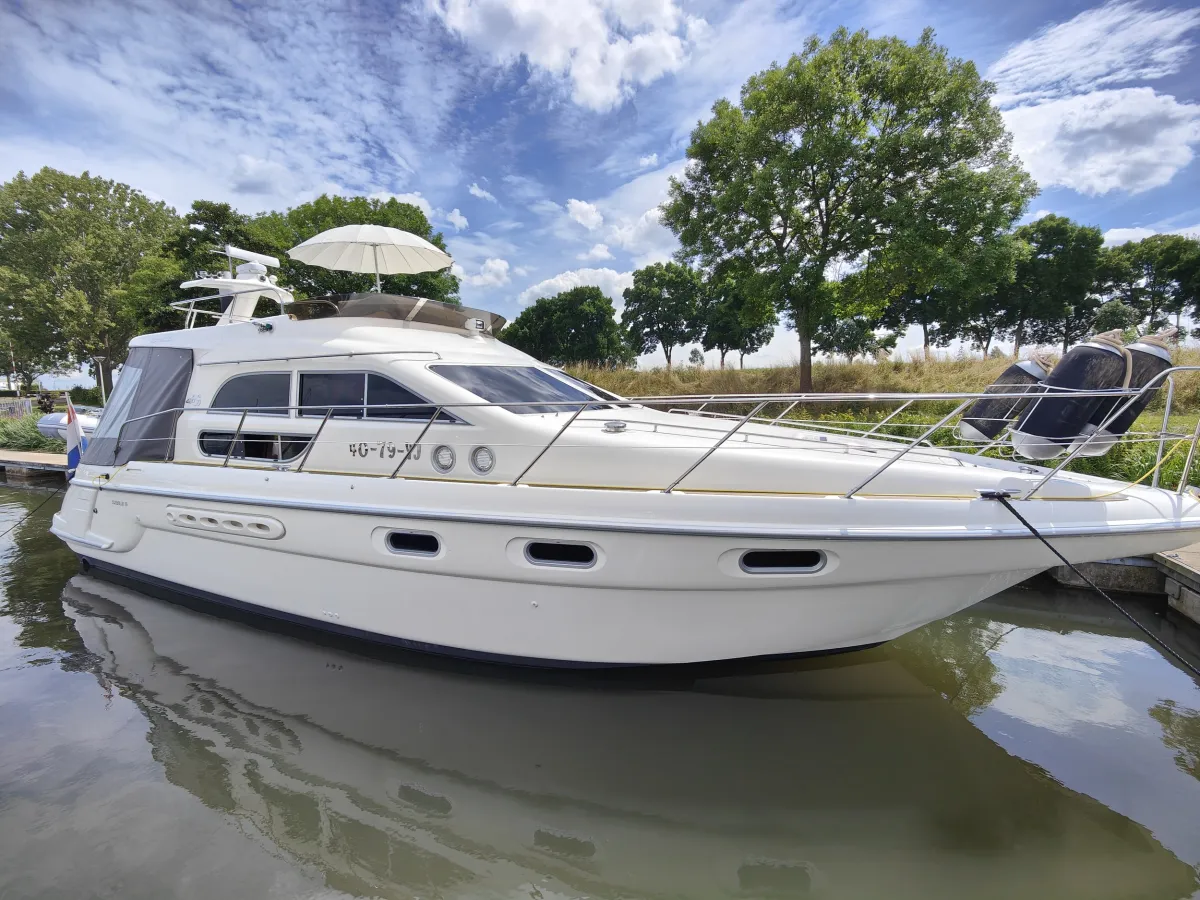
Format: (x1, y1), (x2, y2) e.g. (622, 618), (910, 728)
(432, 365), (604, 414)
(550, 370), (625, 402)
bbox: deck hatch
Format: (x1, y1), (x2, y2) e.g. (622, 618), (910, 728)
(740, 550), (825, 573)
(525, 541), (596, 568)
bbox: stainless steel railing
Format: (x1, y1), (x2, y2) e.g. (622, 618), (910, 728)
(97, 366), (1200, 498)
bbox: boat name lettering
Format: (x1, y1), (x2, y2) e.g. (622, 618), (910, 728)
(347, 441), (421, 460)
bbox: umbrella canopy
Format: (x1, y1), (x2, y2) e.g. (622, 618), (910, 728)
(287, 224), (453, 291)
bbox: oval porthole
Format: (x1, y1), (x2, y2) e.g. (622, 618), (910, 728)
(740, 550), (824, 573)
(432, 444), (456, 473)
(387, 530), (441, 556)
(470, 445), (495, 475)
(525, 541), (596, 568)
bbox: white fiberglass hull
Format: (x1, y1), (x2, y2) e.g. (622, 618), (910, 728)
(52, 462), (1200, 666)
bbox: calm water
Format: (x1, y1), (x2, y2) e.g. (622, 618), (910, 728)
(2, 487), (1200, 899)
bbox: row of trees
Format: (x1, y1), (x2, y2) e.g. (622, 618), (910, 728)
(0, 168), (458, 391)
(503, 218), (1200, 370)
(657, 27), (1200, 388)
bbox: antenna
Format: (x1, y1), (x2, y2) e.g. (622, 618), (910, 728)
(211, 245), (281, 277)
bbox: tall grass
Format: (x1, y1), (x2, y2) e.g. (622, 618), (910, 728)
(569, 347), (1200, 411)
(0, 414), (65, 453)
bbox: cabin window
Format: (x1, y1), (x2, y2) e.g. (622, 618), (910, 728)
(300, 373), (365, 418)
(199, 432), (311, 462)
(525, 541), (597, 568)
(432, 365), (596, 414)
(212, 373), (291, 416)
(299, 372), (455, 421)
(740, 550), (825, 573)
(386, 530), (441, 556)
(82, 347), (194, 466)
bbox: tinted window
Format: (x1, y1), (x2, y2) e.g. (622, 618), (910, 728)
(552, 370), (623, 402)
(200, 432), (311, 462)
(212, 373), (290, 416)
(300, 373), (366, 418)
(83, 347), (194, 466)
(366, 374), (444, 420)
(432, 365), (595, 414)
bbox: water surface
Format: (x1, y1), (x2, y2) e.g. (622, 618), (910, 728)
(1, 485), (1200, 899)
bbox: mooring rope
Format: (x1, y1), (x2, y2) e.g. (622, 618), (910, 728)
(980, 489), (1200, 682)
(0, 483), (64, 543)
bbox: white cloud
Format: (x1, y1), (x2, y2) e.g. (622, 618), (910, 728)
(988, 1), (1200, 106)
(987, 2), (1200, 197)
(529, 199), (564, 217)
(370, 191), (435, 218)
(578, 243), (614, 261)
(1002, 88), (1200, 195)
(1104, 222), (1200, 245)
(596, 158), (686, 266)
(432, 0), (697, 111)
(468, 182), (496, 203)
(517, 267), (633, 306)
(566, 198), (604, 230)
(637, 153), (659, 168)
(456, 257), (511, 287)
(445, 207), (469, 230)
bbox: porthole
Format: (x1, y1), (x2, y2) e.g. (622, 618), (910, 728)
(525, 541), (596, 568)
(432, 444), (456, 473)
(387, 530), (441, 556)
(470, 445), (495, 475)
(740, 550), (825, 574)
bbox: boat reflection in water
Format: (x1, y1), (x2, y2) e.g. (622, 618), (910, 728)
(64, 576), (1198, 900)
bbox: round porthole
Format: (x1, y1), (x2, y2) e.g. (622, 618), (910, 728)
(432, 444), (456, 473)
(470, 446), (495, 475)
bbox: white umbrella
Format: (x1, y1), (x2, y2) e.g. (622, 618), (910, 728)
(287, 224), (453, 292)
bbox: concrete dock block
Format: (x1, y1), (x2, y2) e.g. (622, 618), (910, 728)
(1050, 558), (1166, 595)
(1165, 578), (1200, 626)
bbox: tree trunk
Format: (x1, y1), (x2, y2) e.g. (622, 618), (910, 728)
(797, 312), (813, 393)
(663, 345), (672, 372)
(921, 322), (930, 360)
(1012, 320), (1023, 359)
(719, 349), (727, 369)
(739, 352), (745, 369)
(982, 332), (992, 356)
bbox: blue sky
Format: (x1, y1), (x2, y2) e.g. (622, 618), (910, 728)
(3, 0), (1200, 366)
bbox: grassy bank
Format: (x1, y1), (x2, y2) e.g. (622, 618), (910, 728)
(0, 415), (64, 453)
(569, 347), (1200, 412)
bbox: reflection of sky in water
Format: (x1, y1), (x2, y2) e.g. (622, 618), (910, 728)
(972, 617), (1200, 872)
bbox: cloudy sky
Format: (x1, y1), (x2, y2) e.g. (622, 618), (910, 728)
(3, 0), (1200, 365)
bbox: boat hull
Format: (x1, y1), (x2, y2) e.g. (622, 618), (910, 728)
(52, 464), (1200, 666)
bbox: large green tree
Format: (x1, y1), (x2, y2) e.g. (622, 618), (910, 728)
(501, 286), (632, 367)
(661, 27), (1035, 391)
(1011, 215), (1104, 353)
(124, 200), (256, 333)
(621, 262), (703, 370)
(813, 315), (898, 361)
(0, 168), (178, 392)
(246, 194), (459, 303)
(699, 269), (777, 368)
(1103, 234), (1200, 332)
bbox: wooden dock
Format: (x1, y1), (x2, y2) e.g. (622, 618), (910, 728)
(1155, 544), (1200, 627)
(0, 450), (68, 482)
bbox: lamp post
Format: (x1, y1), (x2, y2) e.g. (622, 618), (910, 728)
(94, 356), (107, 405)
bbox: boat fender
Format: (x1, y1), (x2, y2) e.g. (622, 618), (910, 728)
(957, 351), (1054, 443)
(1071, 327), (1176, 457)
(1009, 330), (1131, 461)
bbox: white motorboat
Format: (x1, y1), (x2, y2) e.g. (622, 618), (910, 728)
(49, 245), (1200, 666)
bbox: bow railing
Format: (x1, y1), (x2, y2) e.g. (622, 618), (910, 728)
(97, 366), (1200, 499)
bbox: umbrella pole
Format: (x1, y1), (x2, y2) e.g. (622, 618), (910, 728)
(372, 245), (381, 292)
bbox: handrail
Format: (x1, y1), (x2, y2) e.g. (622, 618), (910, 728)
(1019, 365), (1200, 500)
(86, 365), (1200, 499)
(1153, 376), (1176, 489)
(663, 400), (770, 493)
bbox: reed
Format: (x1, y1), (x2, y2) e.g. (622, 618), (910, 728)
(0, 414), (64, 453)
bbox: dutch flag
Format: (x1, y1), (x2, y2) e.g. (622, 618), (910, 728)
(65, 396), (88, 473)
